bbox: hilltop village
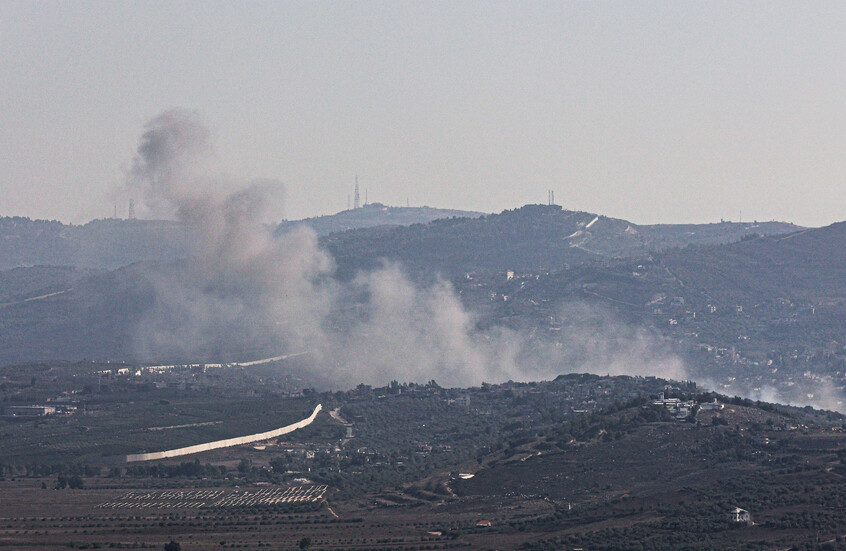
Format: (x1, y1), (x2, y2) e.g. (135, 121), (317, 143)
(2, 358), (845, 550)
(456, 261), (846, 413)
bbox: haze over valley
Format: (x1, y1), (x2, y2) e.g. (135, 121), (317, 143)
(1, 110), (844, 414)
(3, 4), (846, 548)
(1, 99), (844, 551)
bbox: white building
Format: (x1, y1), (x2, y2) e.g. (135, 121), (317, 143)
(729, 507), (751, 524)
(6, 405), (57, 417)
(700, 399), (724, 411)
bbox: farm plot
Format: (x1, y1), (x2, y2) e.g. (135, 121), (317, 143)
(0, 394), (317, 464)
(97, 484), (328, 509)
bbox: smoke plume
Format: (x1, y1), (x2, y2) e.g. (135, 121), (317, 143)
(127, 109), (687, 388)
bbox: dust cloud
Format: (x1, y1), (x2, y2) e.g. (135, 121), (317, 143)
(126, 109), (688, 389)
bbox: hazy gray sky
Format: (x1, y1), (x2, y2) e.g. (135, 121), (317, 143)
(1, 1), (844, 226)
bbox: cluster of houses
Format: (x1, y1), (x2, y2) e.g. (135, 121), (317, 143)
(651, 392), (697, 420)
(651, 392), (724, 421)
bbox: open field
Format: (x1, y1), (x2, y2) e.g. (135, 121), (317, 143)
(97, 485), (328, 509)
(0, 478), (510, 550)
(0, 394), (317, 464)
(4, 370), (846, 549)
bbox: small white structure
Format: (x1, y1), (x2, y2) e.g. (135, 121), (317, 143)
(700, 399), (724, 411)
(729, 507), (751, 524)
(6, 405), (56, 417)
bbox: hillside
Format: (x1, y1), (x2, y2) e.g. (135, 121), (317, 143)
(466, 221), (846, 409)
(0, 205), (485, 270)
(276, 202), (484, 236)
(4, 371), (845, 551)
(0, 217), (190, 270)
(324, 204), (800, 277)
(0, 259), (289, 365)
(0, 265), (100, 304)
(492, 221), (846, 316)
(0, 206), (828, 399)
(660, 222), (846, 304)
(450, 395), (846, 550)
(0, 206), (798, 273)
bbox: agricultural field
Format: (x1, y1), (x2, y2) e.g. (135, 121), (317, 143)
(4, 366), (846, 549)
(98, 485), (328, 509)
(0, 477), (503, 551)
(0, 392), (317, 464)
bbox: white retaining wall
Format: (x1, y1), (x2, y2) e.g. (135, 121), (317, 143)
(122, 404), (322, 463)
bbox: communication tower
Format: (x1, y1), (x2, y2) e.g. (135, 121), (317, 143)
(354, 176), (360, 209)
(128, 199), (136, 219)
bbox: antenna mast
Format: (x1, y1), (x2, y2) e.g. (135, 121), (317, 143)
(354, 176), (360, 209)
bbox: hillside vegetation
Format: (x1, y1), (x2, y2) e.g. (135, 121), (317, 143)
(276, 202), (484, 236)
(325, 204), (800, 276)
(0, 205), (484, 270)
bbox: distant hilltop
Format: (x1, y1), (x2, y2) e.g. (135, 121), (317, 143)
(324, 203), (804, 276)
(0, 204), (802, 272)
(0, 217), (189, 271)
(0, 205), (485, 270)
(274, 203), (485, 236)
(0, 204), (832, 368)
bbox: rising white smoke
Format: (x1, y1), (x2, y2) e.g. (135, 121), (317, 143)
(697, 376), (846, 413)
(126, 109), (687, 388)
(546, 301), (689, 382)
